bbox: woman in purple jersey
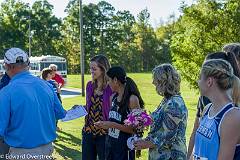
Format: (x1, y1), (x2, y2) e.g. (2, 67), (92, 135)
(82, 54), (112, 160)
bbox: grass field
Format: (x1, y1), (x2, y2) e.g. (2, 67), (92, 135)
(54, 73), (199, 159)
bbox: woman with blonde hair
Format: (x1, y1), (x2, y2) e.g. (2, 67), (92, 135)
(134, 63), (188, 160)
(194, 59), (240, 159)
(187, 50), (240, 159)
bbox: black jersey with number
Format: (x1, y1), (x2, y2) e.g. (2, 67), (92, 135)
(106, 94), (135, 160)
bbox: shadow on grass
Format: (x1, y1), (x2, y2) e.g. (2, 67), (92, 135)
(54, 130), (82, 159)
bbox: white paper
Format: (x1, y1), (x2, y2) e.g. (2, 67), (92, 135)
(61, 105), (87, 122)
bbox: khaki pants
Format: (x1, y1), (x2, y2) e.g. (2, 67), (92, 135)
(7, 143), (53, 160)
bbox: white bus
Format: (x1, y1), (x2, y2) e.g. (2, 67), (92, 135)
(29, 55), (67, 81)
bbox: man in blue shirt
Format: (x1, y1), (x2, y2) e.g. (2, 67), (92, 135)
(0, 48), (66, 159)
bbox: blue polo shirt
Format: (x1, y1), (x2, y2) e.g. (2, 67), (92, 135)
(0, 71), (66, 148)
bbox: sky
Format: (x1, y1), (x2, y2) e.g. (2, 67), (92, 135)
(0, 0), (195, 27)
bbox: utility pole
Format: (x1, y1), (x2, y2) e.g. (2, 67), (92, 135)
(79, 0), (85, 96)
(28, 15), (31, 57)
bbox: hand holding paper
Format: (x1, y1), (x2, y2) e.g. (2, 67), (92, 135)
(61, 105), (87, 122)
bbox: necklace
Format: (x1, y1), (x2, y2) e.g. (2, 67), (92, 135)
(94, 87), (103, 95)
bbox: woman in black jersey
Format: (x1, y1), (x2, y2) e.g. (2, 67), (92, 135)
(95, 66), (144, 160)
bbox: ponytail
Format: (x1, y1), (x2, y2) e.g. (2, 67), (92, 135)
(232, 75), (240, 106)
(107, 66), (144, 111)
(119, 77), (144, 114)
(125, 77), (144, 108)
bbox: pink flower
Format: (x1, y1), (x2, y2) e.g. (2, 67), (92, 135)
(124, 109), (153, 134)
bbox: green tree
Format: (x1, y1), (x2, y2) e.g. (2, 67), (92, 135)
(31, 0), (62, 56)
(133, 9), (161, 71)
(155, 15), (176, 64)
(62, 0), (138, 73)
(110, 10), (137, 70)
(170, 0), (238, 88)
(0, 0), (62, 58)
(0, 0), (29, 57)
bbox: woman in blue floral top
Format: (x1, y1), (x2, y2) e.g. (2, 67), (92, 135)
(134, 63), (188, 160)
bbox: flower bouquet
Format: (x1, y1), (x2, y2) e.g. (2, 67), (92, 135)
(124, 108), (152, 157)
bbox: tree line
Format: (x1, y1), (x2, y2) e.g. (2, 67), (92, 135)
(1, 0), (240, 89)
(0, 0), (172, 74)
(171, 0), (240, 88)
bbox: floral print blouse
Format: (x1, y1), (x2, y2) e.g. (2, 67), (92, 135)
(146, 95), (188, 160)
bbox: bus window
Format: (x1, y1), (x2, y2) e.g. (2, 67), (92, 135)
(63, 63), (66, 70)
(30, 63), (39, 70)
